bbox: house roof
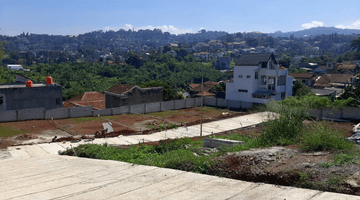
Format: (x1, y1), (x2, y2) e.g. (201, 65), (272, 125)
(289, 73), (314, 79)
(69, 91), (105, 101)
(236, 53), (277, 66)
(314, 74), (354, 88)
(194, 91), (215, 96)
(64, 91), (105, 110)
(311, 89), (336, 96)
(106, 84), (135, 95)
(336, 64), (358, 70)
(189, 81), (219, 92)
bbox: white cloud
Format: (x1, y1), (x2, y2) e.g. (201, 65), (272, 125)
(103, 24), (194, 35)
(335, 20), (360, 29)
(301, 21), (324, 29)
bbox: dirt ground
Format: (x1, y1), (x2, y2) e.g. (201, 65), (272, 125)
(0, 107), (239, 148)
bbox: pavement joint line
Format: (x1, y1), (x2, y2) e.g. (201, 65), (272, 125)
(104, 171), (188, 199)
(1, 168), (107, 193)
(50, 167), (163, 200)
(223, 183), (257, 200)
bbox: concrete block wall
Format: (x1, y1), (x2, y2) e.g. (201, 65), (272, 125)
(174, 99), (186, 110)
(17, 108), (44, 121)
(204, 98), (217, 107)
(185, 98), (195, 108)
(146, 102), (161, 113)
(195, 98), (202, 107)
(0, 110), (17, 122)
(343, 107), (360, 120)
(45, 108), (69, 119)
(322, 108), (342, 119)
(69, 106), (92, 118)
(93, 108), (112, 117)
(112, 106), (130, 115)
(217, 99), (228, 108)
(228, 100), (241, 109)
(162, 101), (175, 111)
(241, 101), (253, 109)
(308, 109), (322, 119)
(130, 104), (145, 114)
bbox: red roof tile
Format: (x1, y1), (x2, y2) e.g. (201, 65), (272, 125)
(64, 91), (105, 110)
(106, 84), (135, 95)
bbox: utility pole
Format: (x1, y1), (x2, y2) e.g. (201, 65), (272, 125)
(200, 78), (203, 137)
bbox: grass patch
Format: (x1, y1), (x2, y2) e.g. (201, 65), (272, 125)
(318, 149), (360, 168)
(300, 121), (354, 151)
(0, 125), (27, 138)
(147, 110), (180, 118)
(213, 134), (266, 152)
(71, 117), (103, 123)
(146, 123), (178, 131)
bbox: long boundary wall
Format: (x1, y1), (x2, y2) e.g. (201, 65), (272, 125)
(9, 97), (349, 123)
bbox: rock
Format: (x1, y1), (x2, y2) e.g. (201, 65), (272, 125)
(299, 163), (315, 168)
(193, 153), (199, 157)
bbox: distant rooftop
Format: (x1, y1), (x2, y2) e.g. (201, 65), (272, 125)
(236, 53), (277, 66)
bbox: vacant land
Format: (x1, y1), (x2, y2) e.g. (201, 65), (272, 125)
(0, 107), (239, 147)
(60, 119), (360, 196)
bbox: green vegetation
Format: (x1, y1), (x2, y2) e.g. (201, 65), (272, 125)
(0, 125), (27, 137)
(6, 54), (231, 101)
(301, 121), (354, 151)
(146, 123), (178, 131)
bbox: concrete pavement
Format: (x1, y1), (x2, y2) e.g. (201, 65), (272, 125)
(2, 111), (359, 199)
(1, 155), (359, 200)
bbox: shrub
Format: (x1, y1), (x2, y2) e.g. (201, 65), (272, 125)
(259, 100), (309, 145)
(300, 122), (354, 151)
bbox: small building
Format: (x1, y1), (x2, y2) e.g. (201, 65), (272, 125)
(226, 53), (293, 104)
(63, 91), (105, 110)
(7, 65), (23, 71)
(186, 81), (219, 97)
(105, 84), (163, 108)
(0, 74), (62, 111)
(311, 88), (336, 101)
(289, 73), (316, 87)
(313, 74), (355, 89)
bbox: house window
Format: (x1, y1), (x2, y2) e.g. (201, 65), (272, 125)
(268, 77), (275, 91)
(255, 72), (258, 79)
(247, 75), (251, 78)
(56, 98), (61, 105)
(238, 89), (248, 93)
(260, 75), (267, 85)
(0, 96), (3, 105)
(238, 75), (243, 78)
(252, 94), (271, 99)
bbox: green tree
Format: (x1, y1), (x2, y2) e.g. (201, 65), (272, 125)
(350, 35), (360, 52)
(292, 80), (314, 97)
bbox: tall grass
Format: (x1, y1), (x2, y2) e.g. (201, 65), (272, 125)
(300, 121), (354, 151)
(259, 100), (309, 145)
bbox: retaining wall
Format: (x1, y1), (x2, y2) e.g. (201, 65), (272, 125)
(343, 107), (360, 120)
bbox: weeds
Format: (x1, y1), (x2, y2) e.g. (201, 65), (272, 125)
(0, 125), (27, 137)
(300, 122), (354, 151)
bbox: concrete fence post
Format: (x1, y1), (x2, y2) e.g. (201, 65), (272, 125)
(194, 98), (196, 107)
(216, 98), (218, 107)
(173, 100), (176, 110)
(67, 108), (71, 119)
(16, 110), (19, 121)
(145, 104), (147, 114)
(160, 102), (164, 111)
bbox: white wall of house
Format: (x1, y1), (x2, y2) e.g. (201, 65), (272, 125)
(226, 59), (292, 104)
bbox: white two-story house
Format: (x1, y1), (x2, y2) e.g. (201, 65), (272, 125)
(226, 53), (293, 104)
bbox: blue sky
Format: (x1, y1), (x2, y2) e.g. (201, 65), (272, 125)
(1, 0), (360, 36)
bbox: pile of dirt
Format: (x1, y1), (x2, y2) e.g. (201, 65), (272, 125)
(95, 129), (136, 138)
(55, 136), (81, 142)
(15, 134), (38, 140)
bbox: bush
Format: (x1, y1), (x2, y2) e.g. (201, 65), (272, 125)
(301, 122), (354, 151)
(259, 100), (309, 145)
